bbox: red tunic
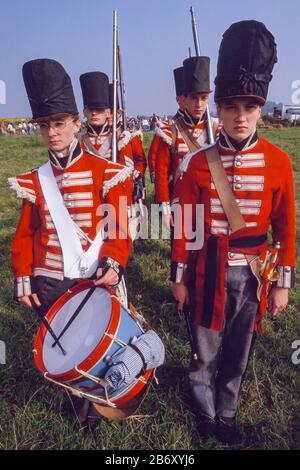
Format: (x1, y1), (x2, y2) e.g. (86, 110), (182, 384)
(155, 117), (208, 204)
(148, 118), (172, 184)
(129, 129), (147, 178)
(171, 131), (296, 332)
(80, 127), (133, 168)
(9, 147), (133, 283)
(148, 133), (161, 183)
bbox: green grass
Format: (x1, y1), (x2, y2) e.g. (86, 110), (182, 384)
(0, 130), (299, 450)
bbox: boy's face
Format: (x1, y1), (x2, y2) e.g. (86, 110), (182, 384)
(37, 113), (80, 154)
(217, 98), (262, 142)
(84, 108), (109, 127)
(185, 93), (209, 120)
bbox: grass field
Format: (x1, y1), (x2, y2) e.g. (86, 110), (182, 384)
(0, 129), (299, 450)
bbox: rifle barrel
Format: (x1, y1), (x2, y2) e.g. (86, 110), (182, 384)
(118, 45), (127, 131)
(189, 5), (215, 145)
(190, 6), (201, 56)
(112, 10), (118, 162)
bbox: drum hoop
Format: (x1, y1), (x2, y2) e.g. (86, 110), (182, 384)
(33, 280), (121, 382)
(74, 364), (153, 407)
(111, 369), (154, 407)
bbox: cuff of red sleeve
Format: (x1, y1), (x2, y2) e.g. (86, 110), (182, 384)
(170, 262), (187, 284)
(276, 266), (295, 288)
(98, 257), (124, 284)
(13, 276), (35, 300)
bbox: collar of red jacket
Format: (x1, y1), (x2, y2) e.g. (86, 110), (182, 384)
(218, 128), (259, 151)
(48, 139), (82, 169)
(182, 110), (206, 128)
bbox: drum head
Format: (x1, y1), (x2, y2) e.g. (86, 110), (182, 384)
(42, 287), (112, 376)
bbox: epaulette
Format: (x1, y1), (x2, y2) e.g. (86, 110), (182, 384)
(155, 123), (174, 147)
(130, 129), (143, 142)
(117, 130), (132, 151)
(8, 170), (37, 204)
(102, 161), (133, 197)
(155, 118), (172, 129)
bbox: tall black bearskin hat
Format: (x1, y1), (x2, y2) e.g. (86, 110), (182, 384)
(23, 59), (78, 119)
(80, 72), (110, 109)
(183, 56), (211, 95)
(214, 20), (277, 104)
(173, 67), (184, 96)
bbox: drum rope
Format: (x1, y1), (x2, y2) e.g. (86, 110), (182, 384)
(43, 372), (117, 407)
(104, 332), (128, 347)
(75, 367), (115, 407)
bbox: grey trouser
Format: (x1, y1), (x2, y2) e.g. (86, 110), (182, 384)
(189, 266), (259, 419)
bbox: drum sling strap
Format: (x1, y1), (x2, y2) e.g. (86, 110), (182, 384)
(175, 117), (264, 299)
(38, 161), (103, 279)
(128, 342), (147, 376)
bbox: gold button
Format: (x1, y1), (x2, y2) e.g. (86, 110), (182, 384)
(235, 176), (241, 182)
(236, 161), (242, 167)
(235, 184), (242, 190)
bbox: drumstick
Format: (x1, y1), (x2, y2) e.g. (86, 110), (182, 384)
(51, 285), (97, 348)
(51, 264), (110, 348)
(34, 304), (67, 356)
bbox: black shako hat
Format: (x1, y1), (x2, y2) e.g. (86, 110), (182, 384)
(80, 71), (109, 109)
(109, 83), (120, 110)
(22, 59), (78, 119)
(183, 56), (211, 95)
(214, 20), (277, 104)
(173, 67), (184, 96)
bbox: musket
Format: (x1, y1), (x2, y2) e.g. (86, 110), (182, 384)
(190, 6), (215, 145)
(112, 10), (118, 162)
(117, 44), (127, 131)
(190, 6), (202, 56)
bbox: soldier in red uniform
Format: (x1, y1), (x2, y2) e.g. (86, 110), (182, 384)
(80, 72), (134, 170)
(154, 57), (212, 229)
(148, 66), (185, 185)
(9, 59), (133, 425)
(171, 21), (296, 444)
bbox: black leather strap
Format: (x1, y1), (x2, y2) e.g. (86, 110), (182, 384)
(128, 342), (147, 375)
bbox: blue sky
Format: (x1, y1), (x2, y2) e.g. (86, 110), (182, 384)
(0, 0), (299, 118)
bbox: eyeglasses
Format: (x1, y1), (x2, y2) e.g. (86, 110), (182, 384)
(37, 119), (75, 132)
